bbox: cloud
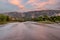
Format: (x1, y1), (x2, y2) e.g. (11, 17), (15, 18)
(8, 0), (59, 11)
(8, 0), (26, 10)
(0, 0), (60, 12)
(26, 0), (57, 10)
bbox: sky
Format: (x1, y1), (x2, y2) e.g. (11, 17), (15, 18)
(0, 0), (60, 12)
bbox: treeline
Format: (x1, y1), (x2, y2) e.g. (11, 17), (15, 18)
(0, 14), (10, 24)
(32, 15), (60, 23)
(0, 14), (60, 24)
(0, 14), (25, 24)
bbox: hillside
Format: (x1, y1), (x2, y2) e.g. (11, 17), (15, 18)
(4, 10), (60, 18)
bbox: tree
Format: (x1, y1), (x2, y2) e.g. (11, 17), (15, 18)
(38, 16), (43, 21)
(50, 16), (57, 22)
(0, 14), (7, 22)
(43, 15), (49, 21)
(55, 16), (60, 22)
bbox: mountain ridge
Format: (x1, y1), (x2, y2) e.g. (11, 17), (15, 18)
(3, 10), (60, 18)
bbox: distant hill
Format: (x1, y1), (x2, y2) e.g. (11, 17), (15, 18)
(4, 10), (60, 18)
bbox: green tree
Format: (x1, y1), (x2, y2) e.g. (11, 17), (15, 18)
(43, 15), (49, 21)
(50, 16), (57, 22)
(38, 16), (43, 21)
(0, 14), (7, 22)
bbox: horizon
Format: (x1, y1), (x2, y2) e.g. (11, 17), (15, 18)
(0, 10), (60, 13)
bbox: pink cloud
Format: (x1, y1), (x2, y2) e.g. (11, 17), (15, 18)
(26, 0), (56, 10)
(8, 0), (26, 10)
(8, 0), (59, 11)
(0, 0), (59, 12)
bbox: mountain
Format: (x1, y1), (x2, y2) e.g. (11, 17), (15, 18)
(4, 10), (60, 18)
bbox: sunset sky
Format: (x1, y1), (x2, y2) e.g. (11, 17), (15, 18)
(0, 0), (60, 12)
